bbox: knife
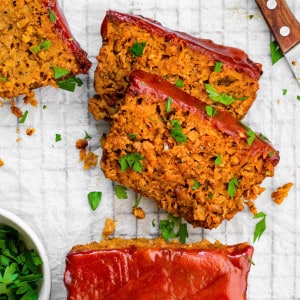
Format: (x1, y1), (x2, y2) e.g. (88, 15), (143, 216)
(255, 0), (300, 86)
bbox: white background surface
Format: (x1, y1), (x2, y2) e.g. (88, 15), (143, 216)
(0, 0), (299, 299)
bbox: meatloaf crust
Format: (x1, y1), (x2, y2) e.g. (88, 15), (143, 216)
(0, 0), (91, 100)
(89, 10), (262, 120)
(64, 238), (254, 300)
(100, 70), (279, 229)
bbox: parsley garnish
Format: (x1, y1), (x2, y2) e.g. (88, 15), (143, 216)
(215, 154), (222, 166)
(228, 177), (238, 198)
(214, 61), (223, 73)
(246, 130), (256, 146)
(205, 84), (247, 105)
(1, 77), (7, 82)
(84, 130), (92, 140)
(282, 89), (287, 96)
(297, 96), (300, 101)
(253, 212), (267, 242)
(48, 9), (56, 23)
(0, 225), (43, 299)
(165, 97), (172, 113)
(192, 180), (202, 190)
(33, 40), (51, 54)
(88, 191), (102, 210)
(205, 105), (217, 117)
(270, 40), (284, 65)
(248, 14), (254, 20)
(130, 41), (146, 57)
(115, 185), (128, 199)
(119, 153), (143, 173)
(57, 76), (83, 92)
(170, 119), (187, 143)
(175, 79), (184, 87)
(52, 66), (70, 80)
(19, 110), (28, 123)
(42, 105), (47, 109)
(55, 133), (61, 142)
(159, 214), (188, 244)
(128, 133), (138, 141)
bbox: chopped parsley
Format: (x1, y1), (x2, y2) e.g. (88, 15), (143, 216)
(175, 79), (184, 87)
(84, 130), (92, 140)
(159, 214), (188, 244)
(205, 84), (247, 105)
(1, 77), (7, 82)
(282, 89), (287, 96)
(170, 119), (187, 143)
(42, 105), (47, 109)
(19, 110), (28, 124)
(119, 153), (143, 173)
(253, 212), (267, 242)
(297, 95), (300, 101)
(214, 61), (223, 73)
(55, 133), (61, 142)
(0, 225), (43, 299)
(88, 191), (102, 210)
(246, 130), (256, 146)
(165, 97), (172, 113)
(57, 76), (83, 92)
(228, 177), (238, 198)
(130, 41), (146, 57)
(52, 66), (70, 80)
(192, 180), (202, 190)
(115, 185), (128, 199)
(248, 14), (254, 20)
(215, 154), (222, 166)
(128, 133), (138, 141)
(48, 9), (56, 23)
(205, 105), (217, 117)
(33, 40), (51, 54)
(270, 40), (284, 65)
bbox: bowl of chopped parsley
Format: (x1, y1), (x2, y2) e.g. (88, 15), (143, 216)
(0, 208), (51, 299)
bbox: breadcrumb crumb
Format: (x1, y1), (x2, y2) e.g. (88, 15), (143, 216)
(272, 182), (294, 205)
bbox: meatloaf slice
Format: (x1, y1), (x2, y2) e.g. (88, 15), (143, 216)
(100, 70), (279, 229)
(64, 238), (254, 300)
(0, 0), (91, 101)
(89, 10), (262, 120)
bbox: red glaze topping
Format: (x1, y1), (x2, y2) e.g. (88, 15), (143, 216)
(64, 244), (254, 299)
(43, 0), (91, 73)
(128, 70), (280, 165)
(101, 10), (262, 80)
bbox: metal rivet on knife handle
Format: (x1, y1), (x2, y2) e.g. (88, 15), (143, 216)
(267, 0), (277, 10)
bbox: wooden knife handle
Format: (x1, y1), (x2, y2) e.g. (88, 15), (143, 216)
(255, 0), (300, 53)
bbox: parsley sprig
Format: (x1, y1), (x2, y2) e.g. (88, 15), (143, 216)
(253, 212), (267, 242)
(0, 225), (43, 299)
(205, 84), (247, 105)
(159, 214), (188, 244)
(170, 119), (187, 143)
(130, 41), (146, 57)
(119, 153), (143, 173)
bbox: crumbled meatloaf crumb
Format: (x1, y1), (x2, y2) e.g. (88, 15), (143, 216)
(101, 218), (117, 239)
(272, 182), (294, 205)
(100, 70), (280, 229)
(26, 128), (36, 136)
(89, 10), (262, 121)
(0, 0), (91, 101)
(132, 207), (146, 219)
(0, 159), (4, 167)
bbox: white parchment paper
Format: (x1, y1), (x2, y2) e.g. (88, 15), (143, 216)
(0, 0), (299, 299)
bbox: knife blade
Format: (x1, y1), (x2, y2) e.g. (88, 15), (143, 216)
(255, 0), (300, 86)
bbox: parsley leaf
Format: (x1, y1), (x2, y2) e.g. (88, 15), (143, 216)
(1, 77), (7, 82)
(282, 89), (287, 96)
(88, 191), (102, 210)
(214, 61), (223, 73)
(170, 119), (187, 143)
(52, 66), (70, 80)
(192, 180), (202, 190)
(115, 185), (128, 199)
(246, 130), (256, 146)
(33, 40), (51, 54)
(84, 130), (92, 140)
(19, 110), (28, 124)
(130, 41), (146, 57)
(253, 212), (267, 242)
(205, 105), (217, 117)
(55, 133), (61, 142)
(175, 79), (184, 87)
(165, 97), (172, 113)
(297, 96), (300, 101)
(205, 84), (247, 105)
(270, 40), (284, 65)
(119, 153), (143, 173)
(159, 214), (188, 244)
(128, 133), (138, 141)
(57, 76), (83, 92)
(215, 154), (222, 166)
(48, 9), (56, 23)
(228, 177), (238, 198)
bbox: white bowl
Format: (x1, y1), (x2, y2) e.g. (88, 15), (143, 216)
(0, 208), (51, 299)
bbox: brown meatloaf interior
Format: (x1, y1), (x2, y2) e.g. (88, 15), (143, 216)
(0, 0), (91, 100)
(89, 10), (262, 120)
(100, 70), (279, 229)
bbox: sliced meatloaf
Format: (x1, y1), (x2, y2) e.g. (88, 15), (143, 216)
(89, 10), (262, 120)
(100, 70), (279, 229)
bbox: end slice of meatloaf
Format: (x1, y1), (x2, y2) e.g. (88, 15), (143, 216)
(100, 70), (279, 229)
(0, 0), (91, 101)
(64, 238), (254, 300)
(89, 10), (262, 121)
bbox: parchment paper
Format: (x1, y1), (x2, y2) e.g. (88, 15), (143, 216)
(0, 0), (299, 299)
